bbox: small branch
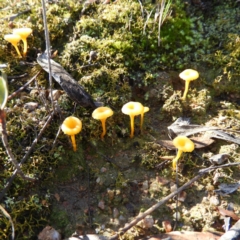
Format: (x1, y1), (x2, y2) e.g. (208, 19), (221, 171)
(109, 162), (240, 240)
(137, 0), (144, 19)
(0, 204), (15, 240)
(0, 111), (55, 201)
(0, 110), (35, 181)
(7, 73), (28, 80)
(7, 71), (41, 101)
(41, 0), (55, 113)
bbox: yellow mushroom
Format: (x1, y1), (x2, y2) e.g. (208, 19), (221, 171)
(92, 106), (114, 140)
(4, 34), (22, 57)
(179, 69), (199, 100)
(122, 101), (143, 138)
(172, 136), (195, 170)
(140, 106), (149, 133)
(61, 116), (82, 151)
(13, 27), (32, 56)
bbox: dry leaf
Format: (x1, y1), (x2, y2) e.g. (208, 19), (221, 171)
(162, 220), (172, 233)
(54, 193), (60, 202)
(218, 207), (240, 221)
(156, 135), (215, 150)
(156, 176), (170, 186)
(178, 191), (187, 202)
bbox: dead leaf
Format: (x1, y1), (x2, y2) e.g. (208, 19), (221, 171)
(156, 176), (170, 186)
(178, 191), (187, 202)
(215, 182), (240, 195)
(218, 207), (240, 221)
(156, 136), (215, 150)
(162, 220), (172, 233)
(54, 193), (60, 202)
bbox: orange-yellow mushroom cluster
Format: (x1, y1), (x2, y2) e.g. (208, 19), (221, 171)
(61, 102), (149, 151)
(4, 27), (32, 57)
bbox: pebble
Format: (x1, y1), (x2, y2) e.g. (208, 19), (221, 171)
(137, 215), (154, 229)
(24, 102), (38, 111)
(98, 200), (105, 210)
(209, 195), (220, 206)
(142, 180), (149, 190)
(113, 208), (119, 218)
(173, 212), (181, 220)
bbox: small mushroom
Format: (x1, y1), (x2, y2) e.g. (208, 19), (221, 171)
(172, 136), (195, 170)
(179, 69), (199, 100)
(4, 34), (22, 57)
(13, 27), (32, 56)
(92, 106), (113, 140)
(61, 116), (82, 151)
(122, 101), (144, 138)
(140, 106), (149, 133)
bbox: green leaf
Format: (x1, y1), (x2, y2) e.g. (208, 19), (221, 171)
(0, 72), (8, 110)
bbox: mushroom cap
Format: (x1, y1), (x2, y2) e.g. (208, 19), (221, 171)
(143, 106), (149, 113)
(61, 116), (82, 135)
(179, 69), (199, 82)
(4, 34), (21, 45)
(13, 27), (32, 39)
(172, 136), (195, 152)
(122, 101), (143, 116)
(92, 106), (113, 120)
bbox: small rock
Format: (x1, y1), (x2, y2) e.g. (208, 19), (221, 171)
(38, 226), (61, 240)
(170, 183), (178, 192)
(48, 89), (62, 101)
(98, 200), (105, 210)
(113, 208), (119, 218)
(119, 215), (126, 223)
(140, 215), (154, 229)
(24, 102), (38, 111)
(209, 195), (220, 206)
(173, 212), (181, 220)
(142, 180), (149, 191)
(68, 235), (108, 240)
(209, 153), (230, 165)
(107, 189), (115, 201)
(100, 167), (107, 173)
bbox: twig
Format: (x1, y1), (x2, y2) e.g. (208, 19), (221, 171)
(7, 73), (28, 80)
(0, 204), (15, 240)
(0, 111), (55, 201)
(137, 0), (144, 19)
(0, 110), (35, 181)
(143, 7), (155, 35)
(41, 0), (55, 113)
(7, 71), (41, 101)
(109, 162), (240, 240)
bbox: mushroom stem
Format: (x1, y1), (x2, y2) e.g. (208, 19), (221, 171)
(182, 80), (190, 101)
(130, 115), (135, 138)
(13, 44), (22, 58)
(140, 113), (144, 132)
(70, 135), (77, 151)
(22, 39), (28, 56)
(172, 149), (183, 170)
(100, 118), (106, 140)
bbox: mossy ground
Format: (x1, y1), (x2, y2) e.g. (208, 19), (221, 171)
(0, 0), (240, 239)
